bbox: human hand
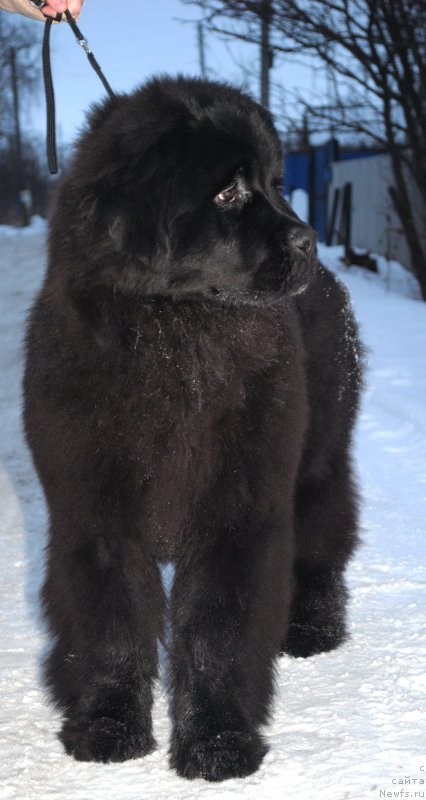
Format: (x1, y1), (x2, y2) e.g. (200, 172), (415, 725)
(41, 0), (83, 20)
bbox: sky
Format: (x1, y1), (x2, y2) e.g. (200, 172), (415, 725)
(10, 0), (321, 149)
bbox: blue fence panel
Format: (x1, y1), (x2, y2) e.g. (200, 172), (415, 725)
(283, 151), (310, 196)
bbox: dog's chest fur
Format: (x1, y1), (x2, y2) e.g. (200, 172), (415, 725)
(28, 291), (306, 560)
(102, 300), (304, 557)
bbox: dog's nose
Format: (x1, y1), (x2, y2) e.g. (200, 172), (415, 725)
(289, 226), (316, 254)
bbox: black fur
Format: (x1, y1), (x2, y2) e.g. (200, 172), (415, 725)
(23, 76), (363, 781)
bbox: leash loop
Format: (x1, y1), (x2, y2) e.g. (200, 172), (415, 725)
(41, 8), (115, 174)
(42, 15), (58, 174)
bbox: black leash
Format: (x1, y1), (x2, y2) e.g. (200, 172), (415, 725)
(40, 7), (115, 174)
(42, 16), (58, 173)
(63, 10), (115, 99)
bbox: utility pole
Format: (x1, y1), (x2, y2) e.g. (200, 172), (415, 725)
(198, 21), (207, 79)
(9, 46), (22, 183)
(300, 112), (310, 151)
(260, 0), (273, 109)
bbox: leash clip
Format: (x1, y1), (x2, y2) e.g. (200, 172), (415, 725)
(77, 36), (91, 55)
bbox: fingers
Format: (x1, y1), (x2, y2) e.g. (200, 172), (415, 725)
(42, 0), (83, 20)
(44, 0), (67, 11)
(42, 8), (64, 18)
(67, 0), (83, 18)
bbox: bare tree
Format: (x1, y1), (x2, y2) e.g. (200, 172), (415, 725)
(0, 14), (41, 177)
(183, 0), (426, 300)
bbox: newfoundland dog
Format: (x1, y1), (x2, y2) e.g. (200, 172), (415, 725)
(23, 76), (363, 781)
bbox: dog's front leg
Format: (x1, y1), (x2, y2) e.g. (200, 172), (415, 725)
(169, 511), (293, 781)
(42, 513), (164, 763)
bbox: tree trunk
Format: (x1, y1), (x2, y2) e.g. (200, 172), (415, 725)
(388, 178), (426, 301)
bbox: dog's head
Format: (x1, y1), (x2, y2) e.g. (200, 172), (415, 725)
(57, 76), (317, 306)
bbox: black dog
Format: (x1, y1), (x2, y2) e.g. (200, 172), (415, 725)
(23, 77), (363, 781)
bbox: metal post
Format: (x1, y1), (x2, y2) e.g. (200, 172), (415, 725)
(198, 22), (206, 79)
(9, 46), (22, 182)
(260, 0), (273, 109)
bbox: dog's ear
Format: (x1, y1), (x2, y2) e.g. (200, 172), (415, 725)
(57, 88), (193, 264)
(73, 89), (193, 189)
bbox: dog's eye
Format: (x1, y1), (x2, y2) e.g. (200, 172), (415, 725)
(215, 182), (239, 205)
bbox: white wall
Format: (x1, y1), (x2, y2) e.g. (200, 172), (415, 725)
(288, 189), (309, 223)
(329, 155), (426, 272)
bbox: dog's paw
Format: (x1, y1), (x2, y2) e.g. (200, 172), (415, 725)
(60, 716), (155, 762)
(171, 730), (267, 781)
(281, 621), (347, 658)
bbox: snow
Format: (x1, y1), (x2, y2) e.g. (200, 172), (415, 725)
(0, 222), (425, 800)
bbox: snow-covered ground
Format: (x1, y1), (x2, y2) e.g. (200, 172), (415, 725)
(0, 221), (425, 800)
